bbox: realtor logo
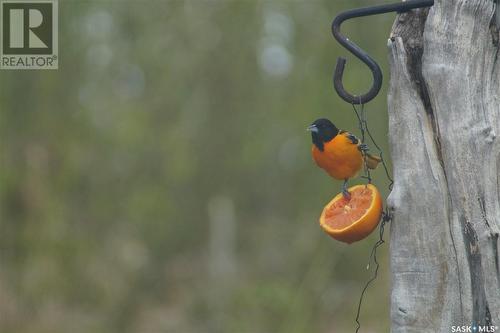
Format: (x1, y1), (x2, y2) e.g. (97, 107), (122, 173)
(1, 0), (58, 69)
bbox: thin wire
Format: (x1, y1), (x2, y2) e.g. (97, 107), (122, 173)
(364, 122), (394, 190)
(350, 102), (393, 333)
(351, 103), (372, 184)
(354, 214), (390, 333)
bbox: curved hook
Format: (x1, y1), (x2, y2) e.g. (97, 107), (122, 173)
(332, 0), (434, 105)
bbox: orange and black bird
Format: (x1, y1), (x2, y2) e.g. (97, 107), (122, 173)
(307, 118), (381, 198)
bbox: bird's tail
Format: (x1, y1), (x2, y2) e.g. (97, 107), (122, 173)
(364, 153), (382, 170)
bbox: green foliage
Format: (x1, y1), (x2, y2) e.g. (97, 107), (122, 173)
(0, 1), (393, 332)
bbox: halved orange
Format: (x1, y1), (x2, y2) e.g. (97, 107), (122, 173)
(319, 184), (383, 244)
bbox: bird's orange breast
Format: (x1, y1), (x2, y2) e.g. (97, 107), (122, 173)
(312, 134), (363, 180)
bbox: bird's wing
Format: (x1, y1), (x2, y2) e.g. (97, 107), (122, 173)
(340, 130), (359, 145)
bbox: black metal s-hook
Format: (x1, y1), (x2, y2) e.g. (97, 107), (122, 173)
(332, 0), (434, 105)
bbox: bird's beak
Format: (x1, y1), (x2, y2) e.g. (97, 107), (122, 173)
(307, 124), (319, 133)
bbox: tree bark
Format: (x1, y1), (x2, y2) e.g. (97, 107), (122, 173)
(387, 1), (500, 332)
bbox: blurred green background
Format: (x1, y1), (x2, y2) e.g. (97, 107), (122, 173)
(0, 1), (395, 332)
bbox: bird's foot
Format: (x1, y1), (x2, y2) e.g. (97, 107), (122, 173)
(342, 179), (351, 200)
(359, 143), (369, 153)
(342, 188), (351, 200)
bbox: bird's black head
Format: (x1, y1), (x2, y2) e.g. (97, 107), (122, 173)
(307, 118), (339, 151)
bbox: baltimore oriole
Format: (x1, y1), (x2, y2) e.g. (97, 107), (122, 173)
(307, 118), (381, 198)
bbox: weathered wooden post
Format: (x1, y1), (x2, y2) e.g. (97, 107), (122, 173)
(387, 0), (500, 331)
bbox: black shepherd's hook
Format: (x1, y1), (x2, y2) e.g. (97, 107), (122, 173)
(332, 0), (434, 105)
